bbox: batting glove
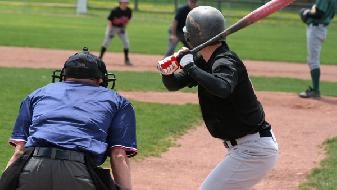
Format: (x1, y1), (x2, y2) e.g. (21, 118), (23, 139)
(157, 55), (180, 75)
(177, 47), (194, 68)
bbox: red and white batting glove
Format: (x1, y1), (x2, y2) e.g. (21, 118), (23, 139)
(157, 54), (180, 75)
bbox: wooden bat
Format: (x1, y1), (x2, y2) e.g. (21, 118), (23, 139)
(191, 0), (295, 53)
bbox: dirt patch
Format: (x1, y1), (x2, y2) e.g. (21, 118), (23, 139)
(1, 46), (337, 82)
(2, 46), (337, 190)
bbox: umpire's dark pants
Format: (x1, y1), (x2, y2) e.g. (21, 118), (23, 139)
(16, 147), (96, 190)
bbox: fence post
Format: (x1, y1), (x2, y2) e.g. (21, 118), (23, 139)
(76, 0), (88, 15)
(134, 0), (139, 11)
(217, 0), (222, 12)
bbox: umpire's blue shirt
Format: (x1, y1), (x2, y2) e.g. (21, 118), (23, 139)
(10, 81), (137, 166)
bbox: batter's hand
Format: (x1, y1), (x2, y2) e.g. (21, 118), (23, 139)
(177, 47), (194, 68)
(157, 55), (180, 75)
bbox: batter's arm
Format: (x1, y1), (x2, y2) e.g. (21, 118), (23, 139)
(162, 71), (194, 91)
(181, 57), (238, 98)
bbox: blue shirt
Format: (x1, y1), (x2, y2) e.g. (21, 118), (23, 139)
(10, 81), (137, 166)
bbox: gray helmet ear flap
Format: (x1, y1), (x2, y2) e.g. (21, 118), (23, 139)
(183, 6), (225, 48)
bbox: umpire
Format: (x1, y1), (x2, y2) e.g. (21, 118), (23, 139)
(157, 6), (278, 190)
(0, 48), (137, 190)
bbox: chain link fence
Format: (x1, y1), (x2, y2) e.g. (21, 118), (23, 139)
(0, 0), (316, 13)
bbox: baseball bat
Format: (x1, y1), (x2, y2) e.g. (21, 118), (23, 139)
(191, 0), (295, 53)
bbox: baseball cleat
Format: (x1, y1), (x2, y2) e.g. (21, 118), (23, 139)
(125, 59), (133, 66)
(299, 86), (320, 98)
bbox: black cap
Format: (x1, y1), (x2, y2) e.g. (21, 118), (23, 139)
(63, 47), (102, 79)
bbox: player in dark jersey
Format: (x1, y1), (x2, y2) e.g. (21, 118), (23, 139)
(164, 0), (197, 57)
(157, 6), (278, 190)
(99, 0), (133, 65)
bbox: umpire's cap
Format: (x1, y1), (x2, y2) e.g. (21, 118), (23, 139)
(63, 47), (106, 80)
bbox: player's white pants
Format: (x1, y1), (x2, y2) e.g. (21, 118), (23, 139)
(199, 130), (278, 190)
(102, 25), (129, 49)
(307, 24), (327, 70)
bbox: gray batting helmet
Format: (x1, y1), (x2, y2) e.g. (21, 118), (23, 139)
(183, 6), (225, 48)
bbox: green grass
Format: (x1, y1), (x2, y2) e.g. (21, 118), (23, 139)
(0, 2), (336, 64)
(299, 138), (337, 190)
(132, 101), (201, 159)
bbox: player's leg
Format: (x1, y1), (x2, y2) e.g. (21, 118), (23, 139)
(99, 25), (116, 60)
(118, 28), (131, 65)
(199, 135), (278, 190)
(300, 25), (327, 98)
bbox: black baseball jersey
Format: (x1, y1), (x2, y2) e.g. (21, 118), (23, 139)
(174, 5), (192, 35)
(107, 6), (132, 27)
(162, 42), (269, 140)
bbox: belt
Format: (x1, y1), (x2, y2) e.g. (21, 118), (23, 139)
(33, 147), (85, 163)
(224, 129), (273, 148)
(310, 23), (327, 27)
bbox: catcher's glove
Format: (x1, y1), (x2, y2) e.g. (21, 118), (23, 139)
(299, 8), (310, 24)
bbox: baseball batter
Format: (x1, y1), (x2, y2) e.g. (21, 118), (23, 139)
(299, 0), (337, 98)
(157, 6), (278, 190)
(99, 0), (133, 65)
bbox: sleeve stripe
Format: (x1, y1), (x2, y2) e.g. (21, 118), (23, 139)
(9, 139), (26, 146)
(110, 145), (138, 157)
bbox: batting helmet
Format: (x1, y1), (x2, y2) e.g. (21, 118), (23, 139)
(52, 47), (116, 89)
(183, 6), (225, 48)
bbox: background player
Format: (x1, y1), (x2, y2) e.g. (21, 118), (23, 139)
(299, 0), (337, 98)
(157, 6), (278, 189)
(163, 0), (198, 57)
(99, 0), (133, 66)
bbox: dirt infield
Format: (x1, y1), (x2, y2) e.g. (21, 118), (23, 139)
(2, 46), (337, 190)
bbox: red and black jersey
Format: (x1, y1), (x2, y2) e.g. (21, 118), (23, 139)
(107, 6), (132, 27)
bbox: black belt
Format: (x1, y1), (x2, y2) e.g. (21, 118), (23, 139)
(224, 129), (273, 148)
(33, 147), (85, 163)
(311, 23), (327, 27)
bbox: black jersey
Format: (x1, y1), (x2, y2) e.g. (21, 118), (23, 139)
(162, 42), (268, 140)
(174, 5), (192, 34)
(107, 6), (132, 27)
